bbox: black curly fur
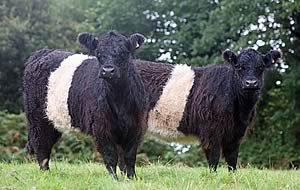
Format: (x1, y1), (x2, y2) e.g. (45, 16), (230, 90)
(133, 48), (281, 172)
(23, 31), (148, 179)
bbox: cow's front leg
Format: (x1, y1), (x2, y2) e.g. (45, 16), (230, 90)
(123, 143), (139, 179)
(117, 145), (126, 175)
(95, 137), (119, 180)
(222, 141), (240, 172)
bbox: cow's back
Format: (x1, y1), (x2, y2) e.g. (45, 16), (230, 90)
(133, 60), (173, 110)
(23, 49), (72, 119)
(24, 49), (103, 133)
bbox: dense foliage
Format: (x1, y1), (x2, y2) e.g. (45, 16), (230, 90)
(0, 0), (299, 168)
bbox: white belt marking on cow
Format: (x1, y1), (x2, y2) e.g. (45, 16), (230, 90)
(46, 54), (94, 132)
(148, 64), (195, 138)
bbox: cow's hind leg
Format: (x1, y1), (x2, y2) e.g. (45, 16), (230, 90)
(28, 121), (61, 171)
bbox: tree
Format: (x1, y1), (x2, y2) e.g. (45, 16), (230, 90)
(0, 0), (87, 112)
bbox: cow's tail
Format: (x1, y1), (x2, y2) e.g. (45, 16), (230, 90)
(25, 141), (35, 155)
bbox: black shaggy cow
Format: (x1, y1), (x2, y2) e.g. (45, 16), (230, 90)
(23, 31), (148, 179)
(132, 48), (281, 171)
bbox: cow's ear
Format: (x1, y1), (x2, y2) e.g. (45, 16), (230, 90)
(223, 49), (237, 66)
(78, 32), (98, 52)
(263, 50), (282, 68)
(129, 33), (145, 51)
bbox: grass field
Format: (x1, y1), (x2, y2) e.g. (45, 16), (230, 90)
(0, 162), (299, 190)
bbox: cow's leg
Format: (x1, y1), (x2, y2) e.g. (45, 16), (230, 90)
(222, 141), (240, 172)
(95, 137), (119, 180)
(117, 145), (126, 174)
(28, 121), (61, 171)
(203, 142), (221, 172)
(122, 141), (139, 179)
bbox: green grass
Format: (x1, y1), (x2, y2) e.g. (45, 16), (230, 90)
(0, 162), (299, 190)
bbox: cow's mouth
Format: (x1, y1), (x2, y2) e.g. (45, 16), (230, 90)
(242, 86), (261, 91)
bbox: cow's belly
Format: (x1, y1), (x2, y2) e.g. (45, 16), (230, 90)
(146, 131), (198, 144)
(147, 112), (199, 144)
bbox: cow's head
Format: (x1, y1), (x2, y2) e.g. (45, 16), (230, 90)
(223, 48), (281, 91)
(78, 31), (145, 80)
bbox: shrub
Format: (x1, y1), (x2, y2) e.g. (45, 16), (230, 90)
(0, 109), (299, 168)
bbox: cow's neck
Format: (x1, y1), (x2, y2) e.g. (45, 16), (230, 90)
(107, 66), (147, 114)
(234, 76), (260, 128)
(237, 90), (259, 131)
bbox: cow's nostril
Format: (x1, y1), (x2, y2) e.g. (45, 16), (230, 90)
(245, 81), (250, 86)
(253, 81), (258, 86)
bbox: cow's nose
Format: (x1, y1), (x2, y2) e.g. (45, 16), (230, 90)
(99, 65), (116, 78)
(102, 66), (115, 74)
(245, 80), (258, 88)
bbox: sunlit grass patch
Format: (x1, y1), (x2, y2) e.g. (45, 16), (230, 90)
(0, 162), (299, 190)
